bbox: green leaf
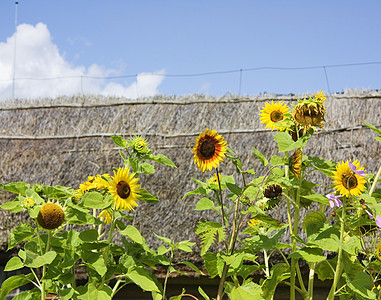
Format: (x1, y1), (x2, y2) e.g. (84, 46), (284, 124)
(198, 286), (210, 300)
(148, 153), (177, 168)
(77, 283), (112, 300)
(226, 183), (242, 196)
(182, 186), (211, 199)
(274, 132), (310, 152)
(0, 274), (34, 300)
(120, 225), (145, 245)
(41, 185), (73, 199)
(0, 200), (22, 211)
(262, 263), (290, 300)
(229, 281), (264, 300)
(0, 182), (30, 195)
(195, 197), (216, 211)
(175, 240), (195, 253)
(125, 267), (161, 293)
(345, 272), (376, 299)
(81, 192), (106, 209)
(243, 206), (284, 228)
(302, 211), (326, 239)
(25, 250), (57, 268)
(12, 288), (41, 300)
(288, 246), (326, 263)
(309, 225), (340, 252)
(253, 146), (268, 167)
(180, 261), (205, 276)
(4, 256), (24, 271)
(139, 162), (155, 174)
(79, 229), (99, 243)
(363, 122), (381, 135)
(301, 194), (329, 206)
(8, 223), (35, 250)
(195, 221), (226, 255)
(270, 155), (284, 166)
(65, 203), (103, 226)
(315, 259), (335, 281)
(138, 188), (159, 204)
(154, 233), (173, 247)
(111, 135), (128, 148)
(202, 252), (221, 278)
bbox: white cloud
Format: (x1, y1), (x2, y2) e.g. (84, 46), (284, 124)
(0, 23), (165, 100)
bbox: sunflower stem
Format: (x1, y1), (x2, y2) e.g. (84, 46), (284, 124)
(216, 168), (226, 227)
(370, 164), (381, 196)
(41, 230), (52, 300)
(100, 208), (116, 287)
(327, 203), (346, 300)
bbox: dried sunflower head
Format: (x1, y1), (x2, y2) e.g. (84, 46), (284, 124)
(292, 92), (326, 130)
(37, 202), (65, 230)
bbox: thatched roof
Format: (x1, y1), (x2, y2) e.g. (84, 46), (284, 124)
(0, 90), (380, 261)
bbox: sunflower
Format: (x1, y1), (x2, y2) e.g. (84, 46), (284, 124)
(332, 160), (366, 197)
(108, 168), (141, 211)
(23, 197), (35, 208)
(248, 219), (261, 227)
(78, 174), (111, 196)
(98, 210), (112, 224)
(191, 128), (227, 172)
(37, 202), (65, 230)
(259, 101), (289, 131)
(291, 148), (302, 179)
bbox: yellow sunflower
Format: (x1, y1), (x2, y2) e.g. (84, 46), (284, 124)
(259, 101), (289, 131)
(191, 128), (228, 172)
(332, 160), (366, 197)
(78, 174), (111, 196)
(98, 210), (112, 224)
(108, 168), (141, 211)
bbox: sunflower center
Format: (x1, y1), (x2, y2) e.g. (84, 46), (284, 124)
(342, 174), (358, 190)
(116, 181), (131, 199)
(200, 139), (216, 159)
(270, 110), (283, 122)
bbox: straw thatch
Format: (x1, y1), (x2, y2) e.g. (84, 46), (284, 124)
(0, 90), (380, 262)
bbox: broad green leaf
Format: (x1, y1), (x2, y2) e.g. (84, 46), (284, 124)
(315, 259), (335, 281)
(0, 274), (34, 300)
(12, 288), (41, 300)
(65, 204), (103, 226)
(148, 153), (177, 168)
(343, 236), (362, 256)
(301, 194), (329, 206)
(195, 197), (216, 211)
(253, 146), (268, 167)
(119, 225), (145, 245)
(288, 247), (325, 263)
(41, 185), (73, 199)
(4, 256), (24, 271)
(262, 263), (290, 300)
(182, 186), (211, 199)
(25, 251), (57, 268)
(270, 155), (284, 166)
(154, 234), (173, 247)
(111, 135), (128, 148)
(81, 192), (106, 209)
(229, 281), (264, 300)
(77, 283), (112, 300)
(0, 182), (30, 195)
(202, 252), (221, 278)
(302, 211), (326, 231)
(274, 132), (309, 152)
(79, 229), (99, 243)
(0, 200), (21, 211)
(139, 162), (155, 175)
(91, 256), (107, 277)
(226, 183), (242, 196)
(345, 272), (376, 299)
(309, 225), (340, 252)
(125, 267), (161, 293)
(8, 223), (35, 250)
(243, 206), (284, 228)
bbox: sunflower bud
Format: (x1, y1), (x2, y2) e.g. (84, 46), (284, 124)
(37, 203), (65, 230)
(23, 197), (35, 208)
(129, 135), (150, 154)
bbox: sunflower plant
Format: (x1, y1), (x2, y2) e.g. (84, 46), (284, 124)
(0, 135), (197, 300)
(183, 92), (381, 300)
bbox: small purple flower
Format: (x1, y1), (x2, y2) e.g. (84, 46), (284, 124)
(364, 204), (374, 219)
(326, 193), (343, 208)
(376, 215), (381, 229)
(348, 161), (366, 177)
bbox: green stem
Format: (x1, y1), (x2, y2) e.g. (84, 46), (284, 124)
(370, 164), (381, 196)
(263, 249), (270, 277)
(216, 168), (226, 227)
(41, 230), (52, 300)
(162, 250), (174, 300)
(216, 194), (241, 300)
(100, 209), (117, 287)
(307, 262), (316, 300)
(327, 206), (346, 300)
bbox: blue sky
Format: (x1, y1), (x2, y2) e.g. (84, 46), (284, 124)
(0, 0), (380, 99)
